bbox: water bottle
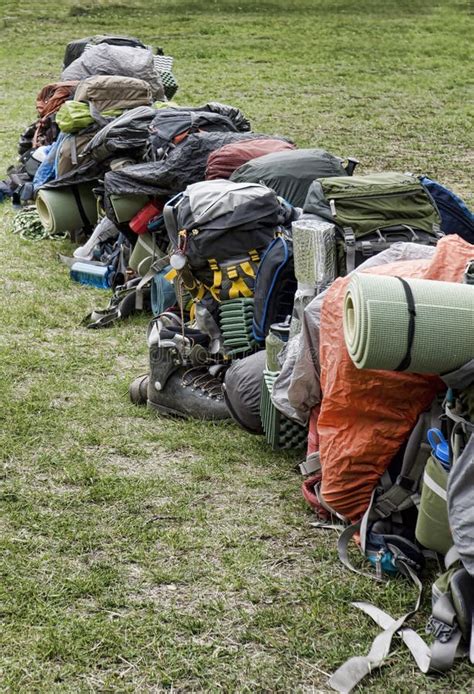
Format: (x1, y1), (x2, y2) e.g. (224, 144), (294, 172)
(70, 261), (112, 289)
(265, 318), (291, 372)
(427, 428), (451, 471)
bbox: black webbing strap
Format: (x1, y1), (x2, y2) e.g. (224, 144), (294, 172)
(395, 276), (416, 372)
(71, 185), (92, 231)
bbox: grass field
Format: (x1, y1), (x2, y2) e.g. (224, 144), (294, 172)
(1, 0), (473, 691)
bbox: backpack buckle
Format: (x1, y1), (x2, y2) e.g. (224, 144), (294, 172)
(426, 616), (457, 643)
(395, 474), (419, 492)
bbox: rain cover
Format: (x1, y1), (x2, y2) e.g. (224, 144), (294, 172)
(316, 235), (474, 522)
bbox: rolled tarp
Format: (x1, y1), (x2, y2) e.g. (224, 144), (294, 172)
(36, 184), (98, 233)
(343, 273), (474, 374)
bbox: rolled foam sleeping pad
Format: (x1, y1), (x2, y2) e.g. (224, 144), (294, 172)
(109, 194), (149, 223)
(36, 184), (97, 233)
(343, 273), (474, 374)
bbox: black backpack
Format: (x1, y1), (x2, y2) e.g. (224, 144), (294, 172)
(163, 180), (284, 301)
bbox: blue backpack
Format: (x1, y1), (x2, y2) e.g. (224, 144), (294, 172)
(252, 235), (297, 343)
(420, 176), (474, 243)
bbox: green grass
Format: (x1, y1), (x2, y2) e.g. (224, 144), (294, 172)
(1, 0), (473, 691)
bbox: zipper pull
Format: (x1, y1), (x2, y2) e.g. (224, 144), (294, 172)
(329, 199), (337, 217)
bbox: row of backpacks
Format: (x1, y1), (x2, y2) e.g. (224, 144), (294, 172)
(5, 34), (474, 692)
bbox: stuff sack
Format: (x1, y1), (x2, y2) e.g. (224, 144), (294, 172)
(164, 180), (283, 300)
(205, 138), (295, 180)
(223, 350), (266, 434)
(230, 148), (351, 208)
(304, 172), (442, 275)
(252, 236), (297, 343)
(420, 176), (474, 243)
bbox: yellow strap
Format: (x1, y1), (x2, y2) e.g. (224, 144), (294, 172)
(164, 268), (177, 282)
(227, 266), (238, 280)
(230, 276), (253, 299)
(208, 258), (219, 270)
(240, 261), (255, 278)
(249, 249), (259, 262)
(195, 284), (206, 301)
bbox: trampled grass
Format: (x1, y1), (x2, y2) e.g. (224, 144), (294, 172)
(0, 0), (473, 691)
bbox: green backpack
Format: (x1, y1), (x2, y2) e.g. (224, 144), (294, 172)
(303, 172), (443, 274)
(329, 371), (474, 692)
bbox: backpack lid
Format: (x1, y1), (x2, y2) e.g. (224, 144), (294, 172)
(183, 179), (278, 229)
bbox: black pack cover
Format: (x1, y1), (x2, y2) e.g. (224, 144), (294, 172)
(85, 106), (157, 164)
(252, 236), (297, 343)
(224, 350), (266, 434)
(104, 132), (277, 198)
(147, 105), (249, 159)
(230, 148), (347, 208)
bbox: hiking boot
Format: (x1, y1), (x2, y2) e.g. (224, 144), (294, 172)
(147, 366), (230, 420)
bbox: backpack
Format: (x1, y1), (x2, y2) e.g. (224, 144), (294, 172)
(252, 235), (297, 343)
(61, 42), (164, 101)
(55, 77), (153, 179)
(329, 384), (474, 692)
(163, 180), (284, 303)
(328, 374), (474, 692)
(304, 172), (443, 275)
(55, 128), (100, 178)
(63, 35), (148, 69)
(73, 75), (153, 114)
(420, 176), (474, 243)
(230, 148), (356, 208)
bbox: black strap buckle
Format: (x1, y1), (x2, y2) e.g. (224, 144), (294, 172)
(395, 474), (419, 492)
(426, 616), (457, 643)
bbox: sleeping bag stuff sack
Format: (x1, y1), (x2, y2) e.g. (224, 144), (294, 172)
(230, 148), (348, 208)
(36, 184), (98, 233)
(205, 138), (295, 180)
(314, 235), (474, 522)
(223, 350), (266, 434)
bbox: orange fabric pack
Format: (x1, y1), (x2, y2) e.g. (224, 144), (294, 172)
(33, 81), (79, 147)
(316, 235), (473, 522)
